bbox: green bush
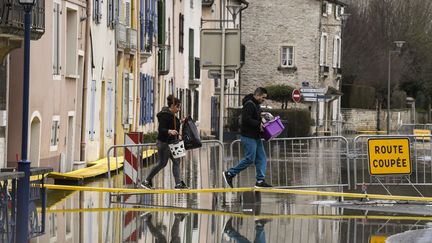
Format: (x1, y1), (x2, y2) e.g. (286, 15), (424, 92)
(264, 84), (295, 109)
(226, 108), (311, 137)
(341, 84), (375, 109)
(143, 132), (158, 143)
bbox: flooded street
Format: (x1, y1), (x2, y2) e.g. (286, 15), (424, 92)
(27, 172), (432, 243)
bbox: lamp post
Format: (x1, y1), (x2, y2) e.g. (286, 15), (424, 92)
(387, 40), (405, 134)
(17, 0), (36, 242)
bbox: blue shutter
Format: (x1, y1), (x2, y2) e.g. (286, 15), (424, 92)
(150, 76), (154, 122)
(139, 73), (144, 125)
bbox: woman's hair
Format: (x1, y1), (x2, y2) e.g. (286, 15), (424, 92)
(167, 95), (181, 107)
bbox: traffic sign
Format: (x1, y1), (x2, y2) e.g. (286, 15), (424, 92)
(367, 138), (411, 176)
(292, 89), (301, 103)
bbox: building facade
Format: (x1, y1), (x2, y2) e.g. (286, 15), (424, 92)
(240, 0), (345, 134)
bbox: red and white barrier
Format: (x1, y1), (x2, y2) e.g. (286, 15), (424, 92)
(124, 132), (143, 186)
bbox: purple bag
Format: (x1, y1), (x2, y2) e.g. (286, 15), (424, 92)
(262, 116), (285, 140)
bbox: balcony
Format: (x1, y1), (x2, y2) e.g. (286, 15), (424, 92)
(116, 23), (127, 50)
(126, 27), (137, 53)
(0, 0), (45, 40)
(202, 0), (214, 6)
(158, 45), (170, 75)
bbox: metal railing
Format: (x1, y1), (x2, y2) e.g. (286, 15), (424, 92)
(229, 137), (350, 189)
(352, 135), (432, 191)
(0, 0), (45, 39)
(107, 140), (224, 191)
(0, 167), (51, 242)
(398, 123), (432, 135)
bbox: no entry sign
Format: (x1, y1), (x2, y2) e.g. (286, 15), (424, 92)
(292, 89), (301, 103)
(367, 138), (411, 175)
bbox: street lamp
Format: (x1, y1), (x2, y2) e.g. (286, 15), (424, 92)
(387, 40), (405, 134)
(17, 0), (36, 242)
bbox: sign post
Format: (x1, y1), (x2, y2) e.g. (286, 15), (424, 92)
(367, 138), (411, 176)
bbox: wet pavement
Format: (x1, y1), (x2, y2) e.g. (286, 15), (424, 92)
(28, 174), (432, 243)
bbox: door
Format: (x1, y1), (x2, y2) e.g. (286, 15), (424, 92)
(29, 117), (41, 166)
(66, 115), (74, 172)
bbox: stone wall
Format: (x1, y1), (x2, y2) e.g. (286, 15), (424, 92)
(341, 108), (414, 131)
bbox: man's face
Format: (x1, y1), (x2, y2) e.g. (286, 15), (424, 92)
(255, 93), (267, 104)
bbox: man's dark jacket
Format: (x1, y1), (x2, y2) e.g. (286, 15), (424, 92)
(157, 107), (181, 143)
(241, 94), (262, 139)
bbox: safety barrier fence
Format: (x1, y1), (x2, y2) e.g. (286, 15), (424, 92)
(353, 135), (432, 192)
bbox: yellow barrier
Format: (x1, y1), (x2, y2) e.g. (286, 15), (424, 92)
(43, 184), (432, 203)
(414, 129), (431, 141)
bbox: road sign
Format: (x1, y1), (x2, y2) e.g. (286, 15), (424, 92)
(292, 89), (301, 103)
(367, 138), (411, 176)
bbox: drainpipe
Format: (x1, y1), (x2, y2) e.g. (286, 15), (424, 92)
(80, 0), (91, 161)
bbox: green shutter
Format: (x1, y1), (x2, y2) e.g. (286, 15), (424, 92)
(189, 28), (194, 80)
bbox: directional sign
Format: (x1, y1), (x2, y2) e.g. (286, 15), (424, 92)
(292, 89), (301, 103)
(367, 138), (411, 176)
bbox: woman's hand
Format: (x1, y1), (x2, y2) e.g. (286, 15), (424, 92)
(168, 130), (179, 136)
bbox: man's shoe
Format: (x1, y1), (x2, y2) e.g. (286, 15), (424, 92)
(141, 180), (154, 189)
(255, 180), (272, 188)
(223, 217), (234, 234)
(223, 171), (234, 188)
(174, 181), (188, 189)
(255, 218), (272, 227)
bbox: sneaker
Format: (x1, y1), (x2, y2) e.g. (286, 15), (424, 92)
(255, 180), (272, 188)
(140, 212), (152, 221)
(140, 180), (153, 189)
(174, 181), (188, 189)
(255, 218), (271, 227)
(223, 217), (234, 234)
(223, 171), (234, 188)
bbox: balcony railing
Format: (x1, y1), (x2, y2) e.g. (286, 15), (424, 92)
(0, 0), (45, 40)
(127, 27), (137, 52)
(116, 23), (127, 50)
(158, 45), (170, 75)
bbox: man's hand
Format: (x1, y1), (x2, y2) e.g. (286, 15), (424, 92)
(168, 130), (179, 136)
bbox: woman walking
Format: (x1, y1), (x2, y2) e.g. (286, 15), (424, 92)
(141, 95), (188, 189)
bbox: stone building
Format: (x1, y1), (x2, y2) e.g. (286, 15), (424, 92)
(240, 0), (345, 134)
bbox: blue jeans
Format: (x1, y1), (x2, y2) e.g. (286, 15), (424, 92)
(226, 225), (266, 243)
(228, 136), (267, 181)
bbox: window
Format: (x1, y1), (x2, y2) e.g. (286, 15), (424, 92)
(280, 46), (295, 67)
(320, 33), (328, 66)
(93, 0), (102, 23)
(333, 36), (342, 68)
(106, 81), (114, 137)
(335, 5), (344, 20)
(140, 73), (154, 125)
(107, 0), (115, 28)
(327, 3), (333, 15)
(49, 213), (57, 240)
(50, 116), (60, 151)
(179, 13), (184, 53)
(53, 2), (61, 76)
(322, 1), (328, 16)
(125, 0), (131, 27)
(194, 58), (201, 79)
(190, 0), (193, 9)
(89, 80), (96, 140)
(65, 199), (72, 237)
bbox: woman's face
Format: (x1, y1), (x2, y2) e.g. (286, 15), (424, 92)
(171, 104), (181, 113)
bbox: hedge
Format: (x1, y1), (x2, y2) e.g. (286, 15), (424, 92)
(341, 84), (376, 109)
(226, 108), (311, 137)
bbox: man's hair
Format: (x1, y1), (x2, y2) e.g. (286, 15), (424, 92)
(254, 87), (268, 96)
(167, 95), (181, 107)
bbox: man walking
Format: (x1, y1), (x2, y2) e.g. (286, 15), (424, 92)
(223, 87), (272, 188)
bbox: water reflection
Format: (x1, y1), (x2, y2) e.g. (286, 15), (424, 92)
(223, 217), (268, 243)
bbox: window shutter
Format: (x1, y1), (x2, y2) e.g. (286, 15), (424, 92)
(150, 76), (154, 122)
(89, 80), (97, 140)
(125, 0), (131, 27)
(320, 35), (325, 66)
(122, 72), (129, 124)
(128, 73), (134, 124)
(333, 37), (338, 68)
(338, 37), (342, 68)
(327, 3), (332, 15)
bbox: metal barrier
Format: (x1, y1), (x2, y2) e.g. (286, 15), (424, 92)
(353, 135), (432, 191)
(229, 137), (350, 189)
(107, 140), (224, 192)
(398, 124), (432, 135)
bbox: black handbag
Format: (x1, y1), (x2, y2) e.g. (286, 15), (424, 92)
(182, 116), (202, 150)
